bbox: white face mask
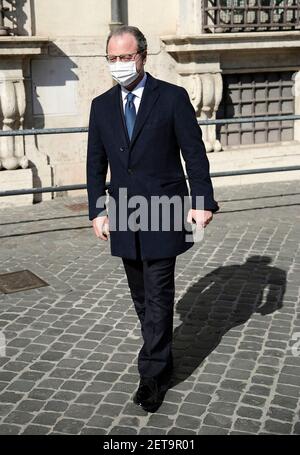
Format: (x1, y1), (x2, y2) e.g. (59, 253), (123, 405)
(108, 60), (140, 87)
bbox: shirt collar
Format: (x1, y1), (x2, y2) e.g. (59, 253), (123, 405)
(121, 72), (147, 101)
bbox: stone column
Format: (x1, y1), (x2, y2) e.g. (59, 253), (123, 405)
(0, 66), (29, 170)
(179, 59), (223, 153)
(0, 37), (51, 207)
(293, 70), (300, 142)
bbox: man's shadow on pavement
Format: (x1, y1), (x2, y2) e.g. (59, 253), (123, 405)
(171, 255), (286, 386)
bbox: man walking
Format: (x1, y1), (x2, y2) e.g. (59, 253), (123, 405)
(86, 26), (219, 413)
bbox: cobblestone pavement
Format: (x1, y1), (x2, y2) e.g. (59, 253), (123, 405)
(0, 180), (299, 435)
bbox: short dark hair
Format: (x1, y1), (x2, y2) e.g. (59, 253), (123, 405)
(106, 25), (147, 54)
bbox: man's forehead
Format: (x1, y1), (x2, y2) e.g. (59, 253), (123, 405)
(108, 33), (137, 51)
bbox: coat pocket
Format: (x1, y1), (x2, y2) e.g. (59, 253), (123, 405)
(159, 176), (187, 187)
(158, 177), (189, 198)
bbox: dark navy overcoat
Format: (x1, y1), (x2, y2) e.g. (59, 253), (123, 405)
(86, 72), (219, 260)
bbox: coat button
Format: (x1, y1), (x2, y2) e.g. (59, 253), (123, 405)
(127, 168), (133, 174)
(120, 147), (125, 152)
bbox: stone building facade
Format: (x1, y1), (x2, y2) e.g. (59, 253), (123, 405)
(0, 0), (300, 207)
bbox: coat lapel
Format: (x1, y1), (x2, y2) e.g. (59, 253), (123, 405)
(128, 72), (159, 149)
(111, 84), (130, 148)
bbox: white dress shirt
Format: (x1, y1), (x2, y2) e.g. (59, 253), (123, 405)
(121, 72), (147, 114)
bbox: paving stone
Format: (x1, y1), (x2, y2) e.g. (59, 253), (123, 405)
(233, 418), (261, 433)
(119, 373), (140, 383)
(270, 395), (299, 410)
(18, 371), (45, 381)
(203, 413), (232, 428)
(95, 404), (123, 418)
(103, 392), (129, 405)
(208, 401), (237, 416)
(247, 385), (271, 397)
(31, 412), (61, 426)
(79, 361), (104, 371)
(168, 427), (197, 435)
(64, 404), (95, 420)
(21, 425), (51, 435)
(263, 419), (293, 434)
(185, 392), (211, 405)
(0, 404), (14, 418)
(4, 411), (35, 425)
(251, 374), (274, 386)
(203, 364), (227, 375)
(122, 402), (148, 416)
(57, 359), (82, 369)
(81, 427), (106, 435)
(118, 416), (141, 427)
(109, 426), (138, 435)
(84, 382), (112, 394)
(256, 366), (279, 376)
(294, 422), (300, 434)
(3, 361), (28, 372)
(225, 368), (251, 380)
(59, 380), (86, 392)
(148, 414), (174, 428)
(198, 425), (230, 435)
(179, 403), (206, 417)
(275, 384), (300, 398)
(49, 368), (74, 379)
(197, 373), (221, 384)
(53, 418), (85, 434)
(15, 400), (45, 413)
(111, 382), (137, 394)
(229, 359), (256, 370)
(0, 424), (22, 434)
(51, 391), (77, 402)
(219, 379), (247, 392)
(29, 361), (54, 372)
(237, 405), (263, 419)
(241, 394), (267, 407)
(175, 414), (201, 430)
(0, 372), (18, 382)
(71, 370), (95, 381)
(0, 391), (25, 403)
(94, 371), (120, 382)
(193, 383), (217, 394)
(27, 388), (56, 401)
(43, 400), (69, 412)
(278, 374), (300, 387)
(140, 427), (167, 435)
(267, 406), (294, 422)
(34, 379), (64, 390)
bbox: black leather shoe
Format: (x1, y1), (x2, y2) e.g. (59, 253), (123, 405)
(133, 372), (172, 413)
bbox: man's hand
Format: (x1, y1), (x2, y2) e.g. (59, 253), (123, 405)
(92, 215), (110, 241)
(187, 209), (213, 228)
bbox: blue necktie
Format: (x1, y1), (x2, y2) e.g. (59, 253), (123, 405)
(125, 92), (136, 140)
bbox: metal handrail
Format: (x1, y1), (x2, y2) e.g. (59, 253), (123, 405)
(1, 166), (300, 197)
(0, 114), (300, 136)
(1, 113), (300, 197)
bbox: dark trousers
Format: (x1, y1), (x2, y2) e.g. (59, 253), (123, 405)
(122, 231), (176, 381)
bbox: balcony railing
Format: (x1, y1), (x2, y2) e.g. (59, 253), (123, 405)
(203, 0), (300, 33)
